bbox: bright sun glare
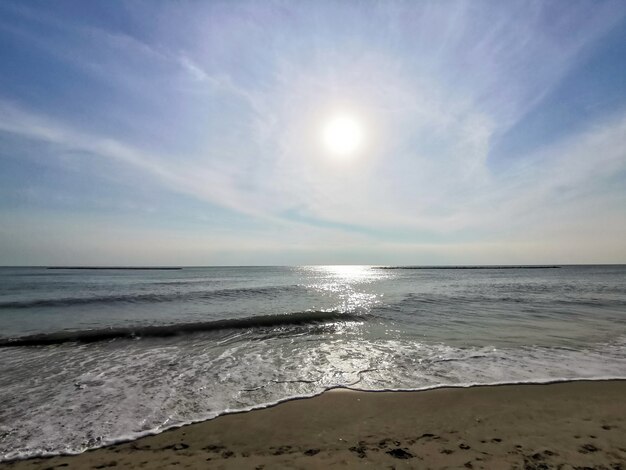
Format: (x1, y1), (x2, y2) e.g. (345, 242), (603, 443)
(322, 115), (363, 157)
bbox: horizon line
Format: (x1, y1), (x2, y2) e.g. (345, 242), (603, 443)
(2, 263), (626, 269)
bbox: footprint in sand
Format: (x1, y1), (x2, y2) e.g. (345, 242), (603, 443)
(578, 443), (600, 454)
(386, 448), (414, 459)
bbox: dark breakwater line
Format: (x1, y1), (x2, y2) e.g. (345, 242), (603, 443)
(0, 310), (362, 347)
(46, 267), (183, 270)
(378, 266), (561, 270)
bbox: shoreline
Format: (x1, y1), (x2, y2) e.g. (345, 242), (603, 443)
(4, 377), (625, 462)
(3, 379), (625, 469)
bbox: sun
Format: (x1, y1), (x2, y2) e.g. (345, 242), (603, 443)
(322, 114), (363, 157)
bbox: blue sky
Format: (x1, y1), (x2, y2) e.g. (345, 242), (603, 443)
(0, 0), (625, 265)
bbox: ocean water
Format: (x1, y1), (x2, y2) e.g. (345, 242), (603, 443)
(1, 265), (625, 460)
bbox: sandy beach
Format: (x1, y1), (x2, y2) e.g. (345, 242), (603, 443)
(2, 380), (624, 469)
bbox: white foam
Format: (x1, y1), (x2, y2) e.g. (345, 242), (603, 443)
(1, 335), (625, 462)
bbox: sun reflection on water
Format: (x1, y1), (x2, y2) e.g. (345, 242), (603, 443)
(301, 265), (387, 283)
(298, 265), (389, 314)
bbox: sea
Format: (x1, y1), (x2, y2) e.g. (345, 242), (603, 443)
(1, 265), (625, 461)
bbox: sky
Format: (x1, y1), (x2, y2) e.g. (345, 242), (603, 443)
(0, 0), (625, 266)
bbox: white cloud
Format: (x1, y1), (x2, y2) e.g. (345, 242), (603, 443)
(1, 1), (625, 264)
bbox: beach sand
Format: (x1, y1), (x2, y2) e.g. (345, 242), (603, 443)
(2, 380), (625, 469)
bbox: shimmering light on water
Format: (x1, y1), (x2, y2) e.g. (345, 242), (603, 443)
(300, 265), (388, 313)
(0, 265), (625, 460)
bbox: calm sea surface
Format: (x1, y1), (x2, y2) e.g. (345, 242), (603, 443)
(1, 265), (625, 460)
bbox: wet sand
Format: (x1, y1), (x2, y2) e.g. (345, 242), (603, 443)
(2, 380), (625, 469)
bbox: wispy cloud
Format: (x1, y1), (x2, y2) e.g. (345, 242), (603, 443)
(0, 0), (625, 264)
(0, 101), (263, 218)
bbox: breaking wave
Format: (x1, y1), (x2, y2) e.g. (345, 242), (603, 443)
(0, 310), (363, 347)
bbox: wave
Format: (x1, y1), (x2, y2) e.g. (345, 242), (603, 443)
(380, 292), (626, 310)
(0, 285), (300, 309)
(0, 310), (362, 347)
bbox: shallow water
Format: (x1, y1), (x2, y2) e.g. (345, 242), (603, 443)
(1, 265), (625, 460)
